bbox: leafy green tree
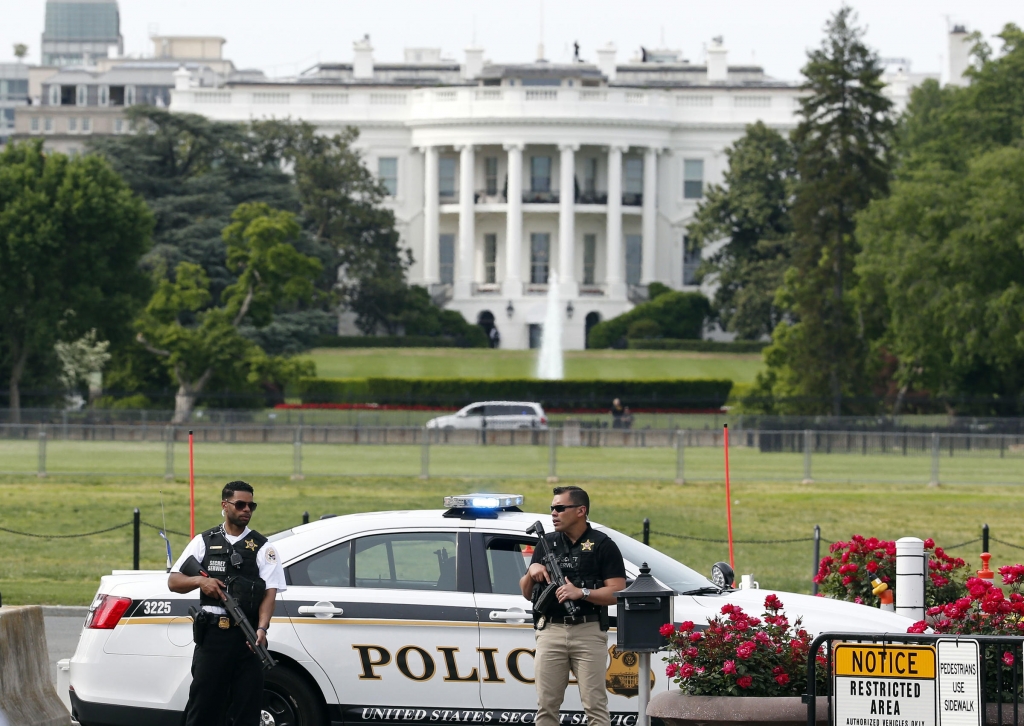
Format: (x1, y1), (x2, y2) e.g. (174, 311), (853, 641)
(587, 292), (711, 348)
(754, 7), (894, 415)
(855, 25), (1024, 413)
(135, 203), (321, 421)
(0, 140), (152, 420)
(687, 122), (796, 340)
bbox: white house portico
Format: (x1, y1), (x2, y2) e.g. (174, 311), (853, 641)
(171, 40), (803, 349)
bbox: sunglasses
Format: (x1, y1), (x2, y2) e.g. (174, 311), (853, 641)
(225, 499), (258, 512)
(550, 504), (582, 513)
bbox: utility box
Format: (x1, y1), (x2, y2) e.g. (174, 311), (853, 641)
(616, 562), (674, 653)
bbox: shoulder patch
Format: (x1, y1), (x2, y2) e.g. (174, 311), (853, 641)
(265, 547), (277, 562)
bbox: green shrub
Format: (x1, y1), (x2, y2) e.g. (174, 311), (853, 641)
(647, 282), (672, 300)
(295, 377), (733, 410)
(628, 339), (768, 353)
(588, 291), (711, 349)
(627, 319), (663, 339)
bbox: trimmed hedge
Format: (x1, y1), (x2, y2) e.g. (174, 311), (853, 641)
(315, 335), (483, 349)
(588, 291), (711, 349)
(295, 377), (733, 410)
(628, 339), (768, 353)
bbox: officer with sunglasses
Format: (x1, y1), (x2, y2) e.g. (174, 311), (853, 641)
(168, 480), (286, 726)
(520, 486), (626, 726)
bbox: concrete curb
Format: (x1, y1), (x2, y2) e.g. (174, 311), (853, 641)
(0, 606), (72, 726)
(40, 607), (88, 619)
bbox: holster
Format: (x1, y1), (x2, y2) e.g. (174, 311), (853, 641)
(189, 606), (207, 647)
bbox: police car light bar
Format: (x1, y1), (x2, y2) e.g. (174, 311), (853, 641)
(443, 493), (524, 510)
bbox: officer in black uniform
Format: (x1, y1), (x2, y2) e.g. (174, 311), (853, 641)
(520, 486), (626, 726)
(168, 480), (285, 726)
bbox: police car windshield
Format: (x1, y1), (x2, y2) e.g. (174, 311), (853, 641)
(596, 526), (716, 593)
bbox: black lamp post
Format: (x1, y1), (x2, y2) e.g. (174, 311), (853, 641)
(506, 300), (515, 318)
(566, 301), (575, 319)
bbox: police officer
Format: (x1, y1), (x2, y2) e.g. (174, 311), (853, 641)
(168, 480), (286, 726)
(519, 486), (626, 726)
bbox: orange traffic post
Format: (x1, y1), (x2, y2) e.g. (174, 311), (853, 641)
(978, 552), (994, 581)
(724, 424), (735, 570)
(189, 429), (195, 538)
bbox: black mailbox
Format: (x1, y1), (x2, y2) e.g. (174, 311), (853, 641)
(616, 562), (674, 653)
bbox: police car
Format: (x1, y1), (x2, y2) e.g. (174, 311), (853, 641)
(68, 494), (914, 726)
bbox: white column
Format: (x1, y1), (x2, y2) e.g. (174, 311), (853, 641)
(422, 146), (440, 284)
(605, 144), (626, 297)
(503, 142), (524, 298)
(895, 537), (925, 622)
(455, 144), (475, 298)
(558, 143), (579, 298)
(641, 146), (658, 285)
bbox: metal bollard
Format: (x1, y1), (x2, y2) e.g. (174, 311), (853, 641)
(291, 426), (304, 481)
(133, 508), (141, 570)
(983, 523), (990, 554)
(929, 433), (940, 486)
(165, 426), (175, 480)
(37, 425), (47, 478)
(812, 525), (821, 595)
(802, 429), (812, 483)
(643, 518), (650, 546)
(302, 511), (309, 525)
(420, 427), (430, 480)
(674, 430), (685, 485)
(547, 427), (558, 483)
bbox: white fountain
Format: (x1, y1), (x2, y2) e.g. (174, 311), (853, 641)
(536, 268), (564, 380)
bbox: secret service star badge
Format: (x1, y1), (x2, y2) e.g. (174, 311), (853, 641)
(244, 538), (258, 551)
(581, 540), (594, 552)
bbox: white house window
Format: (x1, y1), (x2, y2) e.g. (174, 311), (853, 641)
(48, 85), (60, 106)
(98, 85), (109, 106)
(583, 234), (597, 285)
(584, 158), (598, 194)
(484, 234), (497, 284)
(439, 234), (455, 284)
(44, 117), (53, 132)
(485, 157), (498, 196)
(624, 157), (643, 205)
(76, 85), (87, 106)
(114, 118), (124, 134)
(530, 156), (551, 193)
(626, 234), (642, 285)
(377, 157), (398, 196)
(683, 235), (702, 285)
(82, 117), (91, 133)
(30, 117), (39, 131)
(68, 116), (78, 132)
(530, 233), (550, 284)
(125, 85), (136, 106)
(439, 157), (457, 200)
(683, 159), (704, 199)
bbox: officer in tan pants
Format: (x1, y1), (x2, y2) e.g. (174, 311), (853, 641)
(520, 486), (627, 726)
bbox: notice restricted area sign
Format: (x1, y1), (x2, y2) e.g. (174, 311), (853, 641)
(834, 644), (937, 726)
(936, 639), (981, 726)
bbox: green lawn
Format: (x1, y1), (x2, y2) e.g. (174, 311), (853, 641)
(304, 348), (765, 384)
(1, 473), (1021, 607)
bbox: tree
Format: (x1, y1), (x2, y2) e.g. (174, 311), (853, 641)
(754, 7), (894, 415)
(0, 140), (152, 421)
(855, 25), (1024, 413)
(55, 330), (111, 407)
(587, 292), (711, 348)
(13, 44), (28, 61)
(135, 203), (321, 421)
(687, 122), (796, 340)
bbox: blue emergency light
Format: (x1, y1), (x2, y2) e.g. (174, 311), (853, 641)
(442, 493), (524, 518)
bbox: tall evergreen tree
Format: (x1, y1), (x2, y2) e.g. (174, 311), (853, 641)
(754, 7), (894, 415)
(687, 122), (796, 340)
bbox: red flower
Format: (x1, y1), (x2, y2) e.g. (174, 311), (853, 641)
(722, 660), (737, 675)
(686, 647), (698, 658)
(665, 663), (679, 677)
(679, 621), (695, 632)
(772, 666), (784, 675)
(689, 632), (702, 643)
(764, 594), (783, 611)
(680, 663), (695, 678)
(924, 538), (935, 549)
(736, 675), (753, 689)
(775, 673), (790, 686)
(866, 561), (879, 574)
(907, 621), (928, 634)
(659, 623), (676, 637)
(736, 642), (756, 660)
(1004, 652), (1015, 667)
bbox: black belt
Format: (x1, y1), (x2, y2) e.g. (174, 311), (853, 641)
(547, 613), (602, 625)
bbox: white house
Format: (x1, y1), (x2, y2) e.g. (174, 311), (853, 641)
(172, 38), (807, 349)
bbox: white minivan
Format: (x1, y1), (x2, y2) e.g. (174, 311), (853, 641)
(425, 401), (548, 430)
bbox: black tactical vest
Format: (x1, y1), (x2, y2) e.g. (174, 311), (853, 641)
(544, 525), (610, 618)
(199, 526), (267, 624)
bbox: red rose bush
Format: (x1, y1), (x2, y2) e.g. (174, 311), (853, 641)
(661, 595), (824, 697)
(815, 536), (968, 606)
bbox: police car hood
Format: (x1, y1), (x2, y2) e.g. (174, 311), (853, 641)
(688, 587), (916, 636)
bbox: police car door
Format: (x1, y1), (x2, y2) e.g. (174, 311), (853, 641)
(284, 529), (483, 716)
(471, 532), (589, 715)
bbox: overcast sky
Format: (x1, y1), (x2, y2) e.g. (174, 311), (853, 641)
(2, 0), (1021, 82)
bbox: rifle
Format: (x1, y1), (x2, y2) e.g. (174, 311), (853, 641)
(180, 555), (277, 670)
(526, 521), (581, 623)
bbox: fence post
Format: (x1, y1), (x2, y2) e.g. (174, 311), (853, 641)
(802, 429), (812, 483)
(674, 430), (685, 485)
(983, 523), (990, 554)
(929, 433), (940, 487)
(302, 511), (309, 525)
(291, 425), (304, 481)
(165, 426), (175, 480)
(420, 427), (430, 480)
(133, 508), (141, 570)
(37, 425), (47, 478)
(643, 518), (650, 546)
(547, 427), (558, 483)
(812, 525), (821, 595)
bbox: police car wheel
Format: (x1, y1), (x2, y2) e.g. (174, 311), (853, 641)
(262, 667), (325, 726)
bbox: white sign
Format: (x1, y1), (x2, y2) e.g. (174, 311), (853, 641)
(833, 644), (937, 726)
(936, 639), (981, 726)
